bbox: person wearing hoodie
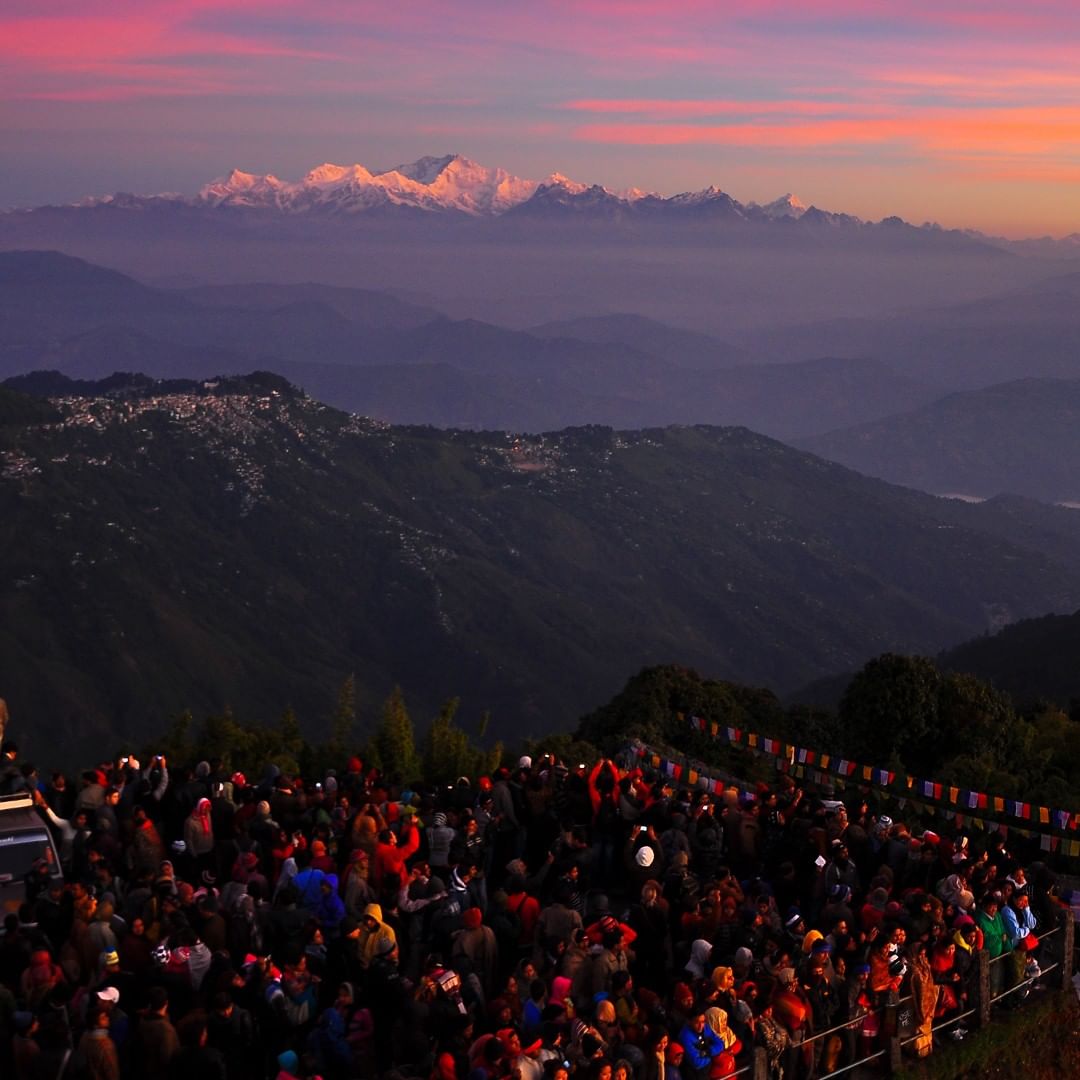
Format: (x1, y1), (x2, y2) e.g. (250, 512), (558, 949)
(306, 998), (352, 1078)
(1001, 892), (1040, 987)
(315, 874), (346, 937)
(427, 812), (456, 873)
(183, 799), (215, 875)
(355, 903), (396, 969)
(974, 892), (1010, 995)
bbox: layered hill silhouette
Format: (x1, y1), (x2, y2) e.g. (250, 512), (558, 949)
(799, 378), (1080, 502)
(4, 372), (1080, 763)
(0, 251), (944, 439)
(741, 270), (1080, 391)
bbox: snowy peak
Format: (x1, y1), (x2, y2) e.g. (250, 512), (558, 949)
(194, 154), (545, 216)
(542, 172), (590, 195)
(302, 163), (374, 187)
(417, 156), (541, 215)
(753, 193), (807, 219)
(393, 154), (460, 184)
(200, 169), (287, 207)
(95, 155), (884, 228)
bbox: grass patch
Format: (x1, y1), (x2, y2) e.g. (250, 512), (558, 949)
(894, 991), (1080, 1080)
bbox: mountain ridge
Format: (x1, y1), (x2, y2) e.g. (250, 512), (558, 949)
(8, 153), (1000, 247)
(4, 371), (1080, 762)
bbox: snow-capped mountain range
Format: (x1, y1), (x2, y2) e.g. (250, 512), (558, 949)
(75, 152), (836, 223)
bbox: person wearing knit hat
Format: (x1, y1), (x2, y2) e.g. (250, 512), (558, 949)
(276, 1049), (299, 1079)
(455, 907), (498, 997)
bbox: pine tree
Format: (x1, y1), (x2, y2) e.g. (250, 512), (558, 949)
(374, 686), (419, 782)
(423, 697), (471, 784)
(153, 710), (194, 766)
(259, 705), (304, 774)
(326, 673), (357, 765)
(198, 707), (253, 771)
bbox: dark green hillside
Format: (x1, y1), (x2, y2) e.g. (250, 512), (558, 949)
(3, 373), (1080, 763)
(938, 611), (1080, 712)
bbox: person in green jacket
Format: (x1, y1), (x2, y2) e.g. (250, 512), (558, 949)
(974, 892), (1011, 997)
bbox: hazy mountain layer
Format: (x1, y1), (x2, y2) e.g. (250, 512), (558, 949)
(799, 378), (1080, 502)
(0, 251), (941, 439)
(739, 270), (1080, 389)
(0, 197), (1042, 336)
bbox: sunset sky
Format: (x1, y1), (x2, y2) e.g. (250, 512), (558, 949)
(4, 1), (1080, 236)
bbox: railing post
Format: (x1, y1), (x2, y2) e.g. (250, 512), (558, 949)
(888, 1034), (902, 1074)
(1059, 905), (1075, 992)
(975, 948), (991, 1028)
(752, 1046), (768, 1080)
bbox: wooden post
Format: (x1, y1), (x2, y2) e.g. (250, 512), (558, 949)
(1060, 906), (1075, 992)
(752, 1046), (769, 1080)
(975, 949), (991, 1028)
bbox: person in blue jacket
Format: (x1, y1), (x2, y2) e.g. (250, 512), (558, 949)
(678, 1006), (724, 1078)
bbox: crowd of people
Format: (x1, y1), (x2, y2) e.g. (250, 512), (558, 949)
(0, 738), (1069, 1080)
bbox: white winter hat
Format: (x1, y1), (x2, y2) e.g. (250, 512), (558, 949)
(635, 847), (655, 867)
(518, 755), (533, 770)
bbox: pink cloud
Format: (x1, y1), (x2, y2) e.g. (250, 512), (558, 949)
(563, 98), (895, 119)
(572, 104), (1080, 166)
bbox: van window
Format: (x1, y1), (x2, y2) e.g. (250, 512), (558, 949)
(0, 829), (54, 884)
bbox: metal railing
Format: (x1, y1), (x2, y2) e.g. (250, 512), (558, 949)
(738, 913), (1074, 1078)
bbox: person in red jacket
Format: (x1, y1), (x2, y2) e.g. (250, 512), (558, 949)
(373, 819), (420, 889)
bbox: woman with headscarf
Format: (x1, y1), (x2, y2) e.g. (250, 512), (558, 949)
(704, 1006), (741, 1065)
(341, 847), (374, 918)
(183, 798), (215, 875)
(909, 941), (939, 1058)
(685, 939), (713, 981)
(274, 856), (299, 900)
